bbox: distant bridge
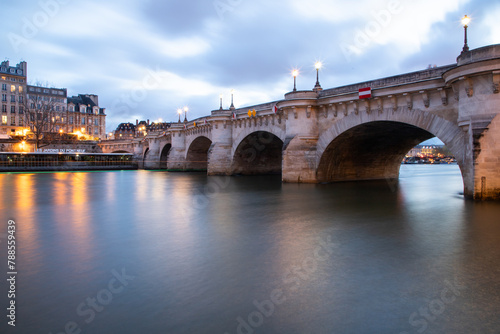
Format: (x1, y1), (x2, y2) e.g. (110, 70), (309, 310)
(101, 44), (500, 200)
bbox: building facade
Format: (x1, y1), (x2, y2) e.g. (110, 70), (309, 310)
(67, 94), (106, 139)
(26, 85), (67, 134)
(0, 59), (107, 144)
(0, 61), (27, 137)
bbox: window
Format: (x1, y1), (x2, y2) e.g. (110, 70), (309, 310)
(56, 106), (60, 111)
(94, 128), (99, 135)
(31, 103), (35, 109)
(1, 84), (6, 91)
(19, 117), (23, 126)
(19, 86), (22, 93)
(94, 108), (99, 115)
(19, 106), (23, 114)
(69, 116), (73, 124)
(81, 117), (85, 125)
(2, 94), (6, 102)
(10, 116), (15, 126)
(11, 95), (16, 102)
(18, 96), (23, 103)
(94, 118), (99, 126)
(62, 106), (65, 112)
(10, 85), (15, 93)
(1, 115), (6, 124)
(1, 105), (6, 113)
(81, 106), (86, 113)
(69, 105), (74, 112)
(11, 106), (15, 113)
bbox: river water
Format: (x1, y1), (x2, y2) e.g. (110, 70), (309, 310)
(0, 165), (499, 334)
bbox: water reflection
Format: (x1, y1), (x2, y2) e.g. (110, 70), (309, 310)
(0, 166), (499, 333)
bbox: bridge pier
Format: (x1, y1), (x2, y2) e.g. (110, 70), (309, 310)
(143, 138), (160, 169)
(168, 126), (187, 171)
(445, 46), (500, 200)
(207, 118), (233, 175)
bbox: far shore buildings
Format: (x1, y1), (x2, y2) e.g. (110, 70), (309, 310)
(0, 60), (106, 140)
(0, 60), (27, 137)
(112, 119), (171, 139)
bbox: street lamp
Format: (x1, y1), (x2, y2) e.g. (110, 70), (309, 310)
(177, 108), (182, 123)
(461, 15), (471, 53)
(314, 61), (323, 90)
(230, 89), (235, 110)
(292, 69), (299, 92)
(183, 106), (188, 122)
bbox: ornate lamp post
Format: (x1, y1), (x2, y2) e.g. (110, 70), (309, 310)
(183, 106), (188, 123)
(230, 89), (235, 110)
(292, 69), (299, 92)
(314, 61), (323, 90)
(177, 108), (182, 123)
(461, 15), (471, 54)
(219, 94), (223, 110)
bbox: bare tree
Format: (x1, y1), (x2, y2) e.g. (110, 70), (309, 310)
(22, 85), (58, 150)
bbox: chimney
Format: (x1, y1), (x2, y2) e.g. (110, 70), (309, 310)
(136, 119), (138, 126)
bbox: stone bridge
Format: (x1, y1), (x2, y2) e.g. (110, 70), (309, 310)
(101, 44), (500, 200)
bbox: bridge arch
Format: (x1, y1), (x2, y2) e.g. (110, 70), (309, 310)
(186, 136), (212, 171)
(316, 110), (467, 184)
(143, 147), (150, 166)
(160, 143), (171, 169)
(231, 130), (284, 175)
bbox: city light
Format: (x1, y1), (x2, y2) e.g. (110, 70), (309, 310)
(292, 69), (299, 92)
(461, 15), (470, 27)
(314, 61), (323, 90)
(177, 108), (183, 123)
(461, 15), (471, 53)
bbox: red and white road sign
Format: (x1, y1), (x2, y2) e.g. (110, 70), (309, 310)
(359, 87), (371, 99)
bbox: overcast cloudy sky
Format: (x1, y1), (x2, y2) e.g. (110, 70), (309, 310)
(1, 0), (499, 133)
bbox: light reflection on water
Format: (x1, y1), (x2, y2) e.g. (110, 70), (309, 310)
(0, 166), (499, 334)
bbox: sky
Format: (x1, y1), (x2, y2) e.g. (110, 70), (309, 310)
(1, 0), (499, 139)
